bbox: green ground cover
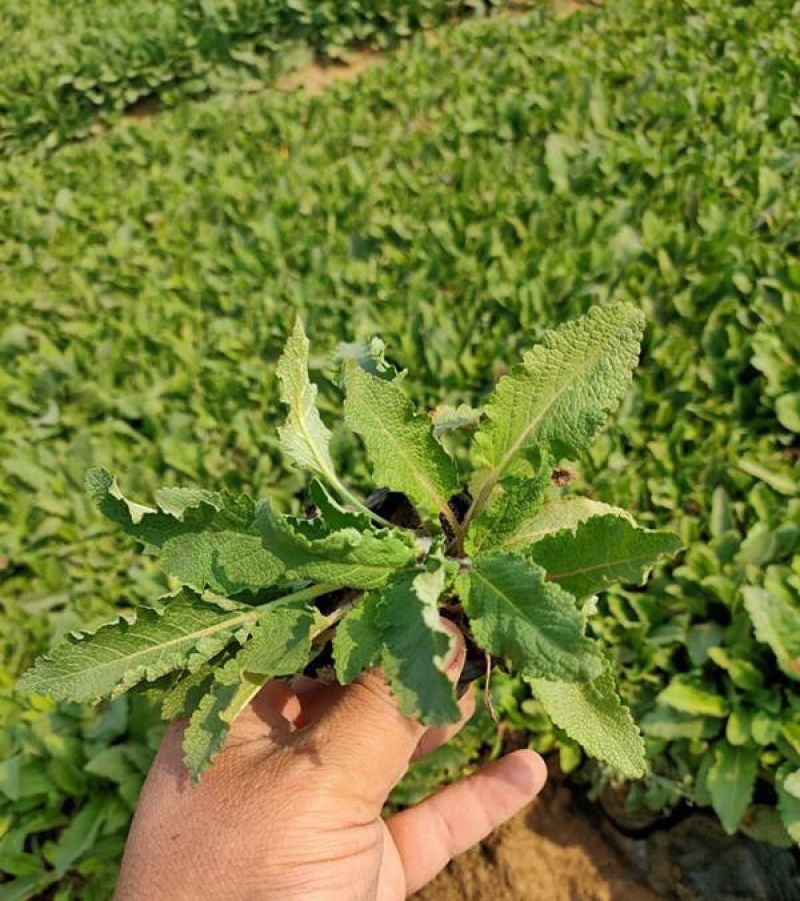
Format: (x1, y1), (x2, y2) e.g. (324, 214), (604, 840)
(0, 0), (511, 158)
(1, 0), (799, 895)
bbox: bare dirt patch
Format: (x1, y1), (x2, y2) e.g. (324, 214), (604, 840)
(415, 784), (658, 901)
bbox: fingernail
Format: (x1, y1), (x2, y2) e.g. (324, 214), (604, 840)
(440, 620), (465, 671)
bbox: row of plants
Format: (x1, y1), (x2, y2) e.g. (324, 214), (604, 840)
(1, 0), (799, 895)
(0, 0), (512, 158)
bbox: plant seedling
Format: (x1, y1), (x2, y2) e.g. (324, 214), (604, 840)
(19, 304), (681, 782)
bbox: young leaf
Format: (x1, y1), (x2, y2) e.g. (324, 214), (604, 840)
(257, 503), (414, 589)
(458, 554), (602, 682)
(528, 659), (647, 779)
(343, 360), (461, 524)
(86, 468), (285, 594)
(496, 496), (634, 552)
(182, 660), (264, 780)
(333, 592), (383, 684)
(526, 514), (682, 598)
(466, 470), (550, 556)
(707, 741), (759, 834)
(742, 586), (800, 681)
(469, 303), (644, 519)
(183, 603), (319, 779)
(17, 590), (256, 703)
(430, 403), (484, 438)
(379, 568), (460, 725)
(306, 479), (372, 532)
(276, 317), (339, 485)
(161, 661), (219, 721)
(333, 570), (459, 725)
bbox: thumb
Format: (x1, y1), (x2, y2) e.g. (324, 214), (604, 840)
(308, 620), (467, 800)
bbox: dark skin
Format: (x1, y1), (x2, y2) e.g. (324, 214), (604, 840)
(115, 622), (547, 900)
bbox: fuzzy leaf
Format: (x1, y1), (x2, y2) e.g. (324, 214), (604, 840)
(466, 470), (550, 556)
(528, 660), (647, 778)
(471, 303), (644, 503)
(343, 361), (460, 520)
(707, 742), (759, 834)
(182, 603), (319, 779)
(333, 570), (459, 725)
(257, 503), (414, 589)
(86, 468), (285, 594)
(17, 590), (255, 703)
(459, 554), (602, 682)
(333, 592), (383, 684)
(658, 681), (728, 718)
(497, 497), (633, 552)
(276, 318), (338, 484)
(742, 586), (800, 681)
(161, 662), (219, 721)
(379, 568), (460, 725)
(526, 514), (682, 597)
(430, 403), (484, 438)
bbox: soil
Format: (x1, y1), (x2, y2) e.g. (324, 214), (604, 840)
(415, 783), (658, 901)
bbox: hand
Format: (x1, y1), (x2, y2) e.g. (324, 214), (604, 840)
(115, 622), (547, 900)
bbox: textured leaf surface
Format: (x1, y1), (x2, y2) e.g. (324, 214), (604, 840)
(658, 681), (728, 718)
(470, 304), (644, 517)
(17, 591), (255, 703)
(497, 497), (633, 552)
(527, 514), (682, 597)
(333, 570), (459, 725)
(344, 361), (460, 520)
(379, 569), (460, 725)
(182, 603), (319, 779)
(742, 586), (800, 681)
(257, 493), (414, 589)
(528, 661), (647, 778)
(333, 592), (383, 684)
(86, 468), (285, 593)
(161, 662), (219, 721)
(707, 742), (759, 833)
(431, 403), (484, 438)
(466, 471), (549, 556)
(459, 555), (601, 682)
(276, 318), (338, 484)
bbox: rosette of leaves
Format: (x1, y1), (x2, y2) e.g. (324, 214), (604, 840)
(19, 304), (681, 782)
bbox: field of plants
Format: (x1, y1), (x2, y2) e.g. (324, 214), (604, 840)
(1, 0), (799, 897)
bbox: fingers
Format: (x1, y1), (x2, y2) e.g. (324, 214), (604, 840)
(307, 621), (467, 798)
(412, 684), (475, 762)
(385, 750), (547, 896)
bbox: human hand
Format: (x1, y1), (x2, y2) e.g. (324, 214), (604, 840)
(115, 622), (547, 900)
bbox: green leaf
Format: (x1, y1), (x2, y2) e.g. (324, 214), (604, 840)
(528, 659), (647, 778)
(343, 360), (460, 521)
(17, 590), (255, 703)
(86, 468), (285, 593)
(470, 303), (644, 510)
(257, 502), (414, 589)
(742, 586), (800, 681)
(777, 765), (800, 843)
(490, 496), (633, 553)
(379, 568), (460, 725)
(161, 661), (221, 720)
(466, 470), (550, 556)
(657, 680), (728, 718)
(526, 514), (682, 597)
(430, 403), (484, 438)
(776, 392), (800, 433)
(182, 603), (318, 779)
(333, 570), (459, 726)
(459, 554), (602, 682)
(276, 318), (339, 485)
(333, 592), (383, 684)
(707, 742), (758, 833)
(182, 659), (264, 780)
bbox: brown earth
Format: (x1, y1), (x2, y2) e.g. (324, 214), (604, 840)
(415, 784), (659, 901)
